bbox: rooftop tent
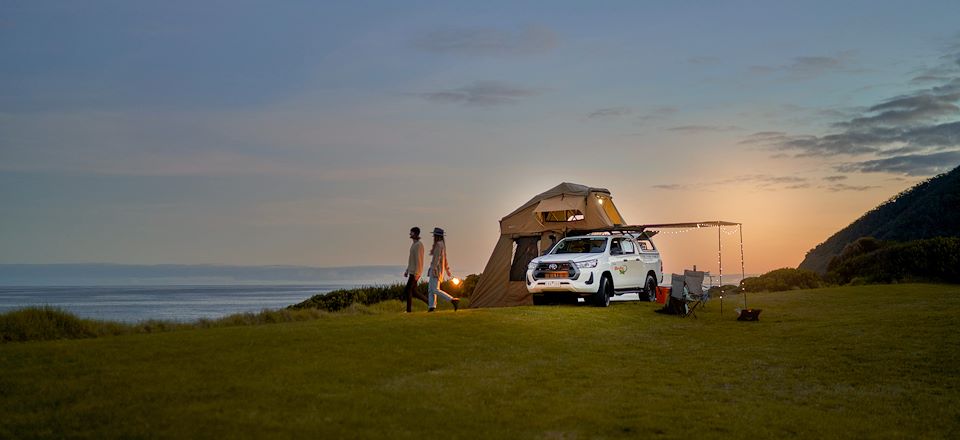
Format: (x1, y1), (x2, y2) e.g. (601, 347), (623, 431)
(469, 183), (626, 308)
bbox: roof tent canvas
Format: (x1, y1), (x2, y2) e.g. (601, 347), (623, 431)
(469, 182), (625, 308)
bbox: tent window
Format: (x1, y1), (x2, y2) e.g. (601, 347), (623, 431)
(542, 210), (584, 222)
(510, 236), (540, 282)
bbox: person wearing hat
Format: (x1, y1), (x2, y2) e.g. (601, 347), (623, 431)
(403, 226), (425, 313)
(427, 227), (460, 312)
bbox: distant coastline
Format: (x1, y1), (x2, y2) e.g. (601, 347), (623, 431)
(0, 264), (404, 286)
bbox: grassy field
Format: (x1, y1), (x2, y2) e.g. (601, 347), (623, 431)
(1, 284), (958, 439)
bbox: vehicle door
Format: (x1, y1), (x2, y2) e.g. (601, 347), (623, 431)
(620, 237), (643, 288)
(637, 238), (661, 280)
(608, 237), (632, 288)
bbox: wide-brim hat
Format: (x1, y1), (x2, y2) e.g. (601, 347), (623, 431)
(431, 227), (445, 236)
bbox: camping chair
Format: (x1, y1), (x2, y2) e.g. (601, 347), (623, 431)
(663, 270), (707, 318)
(683, 270), (707, 318)
(667, 273), (690, 316)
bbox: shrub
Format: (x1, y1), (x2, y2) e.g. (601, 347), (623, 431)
(0, 306), (97, 342)
(827, 236), (886, 273)
(828, 236), (960, 284)
(289, 275), (479, 312)
(740, 268), (823, 293)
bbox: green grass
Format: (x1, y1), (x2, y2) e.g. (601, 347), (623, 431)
(1, 284), (958, 438)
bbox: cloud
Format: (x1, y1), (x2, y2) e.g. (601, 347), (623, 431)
(839, 92), (960, 128)
(747, 43), (960, 175)
(740, 131), (788, 144)
(651, 183), (686, 190)
(687, 56), (721, 66)
(414, 25), (557, 56)
(651, 174), (809, 191)
(637, 106), (678, 123)
(415, 81), (541, 106)
(752, 121), (960, 158)
(749, 51), (858, 79)
(835, 151), (960, 176)
(667, 125), (741, 133)
(652, 173), (885, 192)
(912, 74), (952, 84)
(825, 183), (879, 192)
(588, 107), (633, 119)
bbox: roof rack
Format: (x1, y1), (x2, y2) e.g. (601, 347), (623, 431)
(567, 226), (653, 240)
(572, 221), (740, 236)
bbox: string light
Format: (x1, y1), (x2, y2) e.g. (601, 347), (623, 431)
(650, 223), (745, 291)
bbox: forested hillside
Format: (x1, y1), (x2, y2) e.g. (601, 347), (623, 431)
(799, 166), (960, 273)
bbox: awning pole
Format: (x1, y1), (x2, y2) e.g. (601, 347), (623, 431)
(740, 223), (746, 308)
(717, 221), (722, 296)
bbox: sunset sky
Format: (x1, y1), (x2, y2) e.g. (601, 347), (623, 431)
(2, 1), (959, 277)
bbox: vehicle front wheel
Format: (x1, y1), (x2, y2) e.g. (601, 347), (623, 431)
(593, 275), (612, 307)
(644, 275), (657, 302)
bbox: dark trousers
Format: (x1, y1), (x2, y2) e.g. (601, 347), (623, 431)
(405, 275), (417, 313)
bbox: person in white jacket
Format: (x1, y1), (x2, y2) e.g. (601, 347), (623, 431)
(427, 227), (459, 312)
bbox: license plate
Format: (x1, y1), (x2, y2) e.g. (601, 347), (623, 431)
(545, 272), (566, 279)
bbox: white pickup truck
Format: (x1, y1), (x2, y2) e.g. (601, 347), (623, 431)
(525, 234), (663, 307)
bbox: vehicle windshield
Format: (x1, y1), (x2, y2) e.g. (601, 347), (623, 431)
(550, 237), (608, 254)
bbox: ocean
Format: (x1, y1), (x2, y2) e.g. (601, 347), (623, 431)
(0, 284), (367, 323)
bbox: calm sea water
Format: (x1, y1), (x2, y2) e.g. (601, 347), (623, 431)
(0, 284), (364, 323)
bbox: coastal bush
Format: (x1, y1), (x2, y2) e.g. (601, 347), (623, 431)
(290, 276), (477, 312)
(740, 268), (823, 293)
(0, 306), (97, 342)
(0, 306), (144, 342)
(828, 237), (960, 285)
(826, 236), (885, 273)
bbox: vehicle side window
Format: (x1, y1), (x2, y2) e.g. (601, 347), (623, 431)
(637, 239), (654, 251)
(610, 238), (623, 255)
(621, 238), (636, 254)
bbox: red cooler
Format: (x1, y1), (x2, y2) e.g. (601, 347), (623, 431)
(655, 286), (670, 304)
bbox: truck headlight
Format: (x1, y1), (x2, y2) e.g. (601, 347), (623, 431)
(528, 261), (538, 270)
(576, 260), (597, 268)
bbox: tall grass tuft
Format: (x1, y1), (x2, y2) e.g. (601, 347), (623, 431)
(0, 306), (335, 344)
(0, 306), (99, 342)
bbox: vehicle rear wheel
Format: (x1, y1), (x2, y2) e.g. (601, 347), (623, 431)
(644, 275), (657, 302)
(593, 275), (612, 307)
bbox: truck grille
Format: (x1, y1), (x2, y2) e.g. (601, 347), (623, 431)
(532, 261), (579, 281)
(537, 262), (573, 271)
